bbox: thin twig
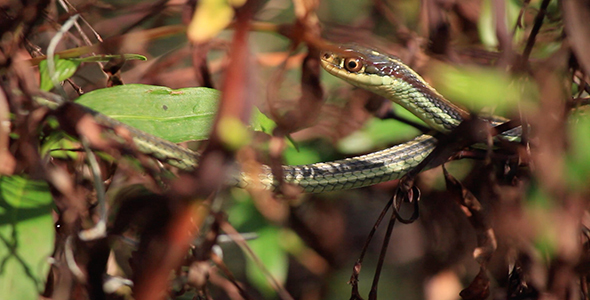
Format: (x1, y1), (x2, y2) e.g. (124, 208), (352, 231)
(64, 236), (86, 283)
(368, 198), (402, 300)
(219, 221), (295, 300)
(47, 14), (80, 99)
(209, 254), (253, 300)
(349, 198), (393, 299)
(521, 0), (552, 62)
(78, 137), (107, 241)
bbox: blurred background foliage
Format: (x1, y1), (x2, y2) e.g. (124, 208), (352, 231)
(2, 0), (590, 299)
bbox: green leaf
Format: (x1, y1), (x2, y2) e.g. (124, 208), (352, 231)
(76, 84), (220, 143)
(0, 175), (54, 300)
(39, 57), (80, 91)
(40, 131), (80, 160)
(250, 108), (298, 150)
(250, 107), (277, 135)
(432, 65), (531, 116)
(245, 226), (289, 298)
(68, 54), (147, 63)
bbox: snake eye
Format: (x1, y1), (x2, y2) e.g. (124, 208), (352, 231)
(344, 57), (362, 72)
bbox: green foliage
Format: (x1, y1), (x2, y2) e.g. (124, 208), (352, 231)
(0, 175), (54, 300)
(433, 65), (532, 116)
(75, 84), (281, 147)
(40, 131), (80, 160)
(39, 117), (80, 160)
(76, 84), (220, 143)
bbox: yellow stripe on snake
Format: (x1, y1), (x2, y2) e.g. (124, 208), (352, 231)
(54, 44), (520, 193)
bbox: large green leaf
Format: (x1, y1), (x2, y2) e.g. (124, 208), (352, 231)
(76, 84), (220, 143)
(0, 176), (54, 300)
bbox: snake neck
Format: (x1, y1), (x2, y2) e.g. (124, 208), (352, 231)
(360, 73), (465, 132)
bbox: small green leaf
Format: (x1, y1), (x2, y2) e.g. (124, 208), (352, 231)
(76, 84), (220, 143)
(0, 175), (54, 300)
(250, 108), (298, 150)
(68, 54), (147, 63)
(250, 108), (277, 135)
(40, 131), (79, 160)
(39, 57), (80, 91)
(246, 226), (289, 298)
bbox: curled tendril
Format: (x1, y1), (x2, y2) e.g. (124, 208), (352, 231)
(392, 178), (420, 224)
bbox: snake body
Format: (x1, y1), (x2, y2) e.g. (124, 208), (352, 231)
(237, 45), (462, 192)
(236, 134), (436, 192)
(240, 44), (475, 192)
(58, 44), (515, 193)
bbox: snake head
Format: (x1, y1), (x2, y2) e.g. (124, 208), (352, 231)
(319, 43), (402, 86)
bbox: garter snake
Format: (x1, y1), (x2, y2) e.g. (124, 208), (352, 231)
(46, 44), (516, 193)
(241, 44), (521, 192)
